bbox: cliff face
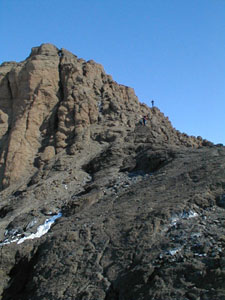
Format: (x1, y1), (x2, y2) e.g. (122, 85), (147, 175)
(0, 44), (60, 189)
(0, 44), (224, 300)
(0, 43), (205, 190)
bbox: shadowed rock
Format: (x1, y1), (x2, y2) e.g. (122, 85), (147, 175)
(0, 44), (224, 300)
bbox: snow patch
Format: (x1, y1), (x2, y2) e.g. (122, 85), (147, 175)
(0, 212), (62, 246)
(170, 210), (198, 226)
(17, 212), (62, 244)
(168, 247), (181, 256)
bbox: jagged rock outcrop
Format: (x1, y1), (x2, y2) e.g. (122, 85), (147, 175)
(0, 44), (60, 189)
(0, 44), (224, 300)
(0, 43), (207, 190)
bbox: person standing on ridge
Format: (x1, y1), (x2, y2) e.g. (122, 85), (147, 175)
(151, 100), (154, 107)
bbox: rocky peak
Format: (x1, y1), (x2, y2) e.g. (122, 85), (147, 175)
(0, 43), (209, 190)
(0, 44), (224, 300)
(29, 43), (59, 57)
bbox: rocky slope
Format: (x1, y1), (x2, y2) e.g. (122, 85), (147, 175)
(0, 44), (224, 300)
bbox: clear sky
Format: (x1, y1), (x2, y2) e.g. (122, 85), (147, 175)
(1, 0), (224, 144)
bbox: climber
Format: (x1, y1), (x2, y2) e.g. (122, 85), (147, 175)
(58, 49), (63, 57)
(143, 116), (147, 126)
(151, 100), (154, 107)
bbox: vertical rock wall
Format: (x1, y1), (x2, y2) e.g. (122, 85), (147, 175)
(0, 44), (60, 189)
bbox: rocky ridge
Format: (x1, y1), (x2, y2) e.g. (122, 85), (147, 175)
(0, 43), (208, 191)
(0, 44), (224, 300)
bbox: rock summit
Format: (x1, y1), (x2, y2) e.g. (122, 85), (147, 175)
(0, 44), (224, 300)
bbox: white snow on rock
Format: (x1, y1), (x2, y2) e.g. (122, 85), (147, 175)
(170, 210), (198, 226)
(17, 212), (62, 244)
(0, 237), (19, 246)
(168, 247), (182, 256)
(0, 212), (62, 246)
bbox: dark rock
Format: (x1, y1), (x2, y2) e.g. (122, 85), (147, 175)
(0, 44), (224, 300)
(216, 194), (225, 208)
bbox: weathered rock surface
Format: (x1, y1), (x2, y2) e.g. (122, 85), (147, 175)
(0, 44), (224, 300)
(0, 43), (206, 190)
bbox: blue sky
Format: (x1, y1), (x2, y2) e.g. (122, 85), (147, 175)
(1, 0), (224, 144)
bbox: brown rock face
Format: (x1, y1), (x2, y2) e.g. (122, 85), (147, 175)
(0, 44), (224, 300)
(0, 44), (60, 189)
(0, 43), (207, 191)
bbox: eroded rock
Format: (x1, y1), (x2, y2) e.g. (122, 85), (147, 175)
(0, 44), (224, 300)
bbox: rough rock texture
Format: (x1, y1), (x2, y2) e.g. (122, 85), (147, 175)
(0, 43), (207, 190)
(0, 44), (224, 300)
